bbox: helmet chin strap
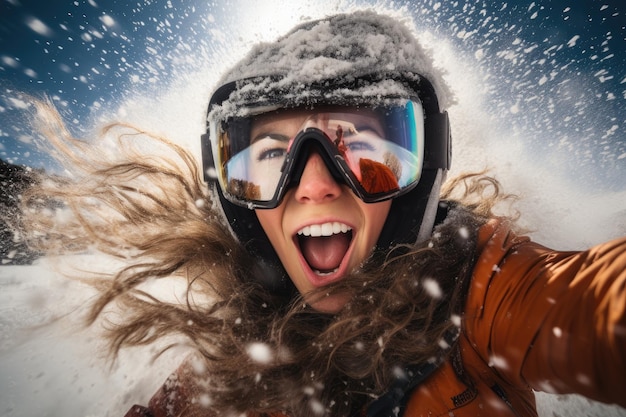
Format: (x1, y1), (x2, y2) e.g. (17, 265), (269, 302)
(374, 168), (444, 251)
(416, 169), (445, 243)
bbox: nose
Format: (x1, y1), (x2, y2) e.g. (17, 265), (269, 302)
(294, 151), (342, 204)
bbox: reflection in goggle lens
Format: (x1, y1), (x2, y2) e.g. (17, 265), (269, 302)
(214, 101), (424, 208)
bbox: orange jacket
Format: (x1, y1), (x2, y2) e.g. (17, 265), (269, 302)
(124, 219), (626, 417)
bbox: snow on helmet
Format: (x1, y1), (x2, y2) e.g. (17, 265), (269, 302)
(201, 10), (452, 294)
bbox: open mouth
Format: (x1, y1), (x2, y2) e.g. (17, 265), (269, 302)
(296, 222), (353, 276)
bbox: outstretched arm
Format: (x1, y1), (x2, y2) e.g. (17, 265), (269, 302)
(464, 219), (626, 407)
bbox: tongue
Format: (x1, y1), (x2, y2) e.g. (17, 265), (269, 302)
(300, 233), (350, 272)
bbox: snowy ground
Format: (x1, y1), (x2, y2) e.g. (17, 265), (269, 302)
(0, 258), (189, 417)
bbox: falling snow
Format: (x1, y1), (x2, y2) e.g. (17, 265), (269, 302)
(422, 278), (443, 299)
(246, 342), (274, 364)
(24, 16), (54, 37)
(0, 1), (625, 417)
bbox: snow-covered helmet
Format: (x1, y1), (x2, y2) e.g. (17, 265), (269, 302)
(201, 10), (451, 294)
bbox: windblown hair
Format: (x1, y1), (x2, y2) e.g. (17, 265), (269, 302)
(19, 100), (518, 417)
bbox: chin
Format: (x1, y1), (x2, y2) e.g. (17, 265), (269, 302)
(307, 291), (351, 314)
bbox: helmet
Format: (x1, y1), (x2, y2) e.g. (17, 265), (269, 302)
(201, 11), (451, 294)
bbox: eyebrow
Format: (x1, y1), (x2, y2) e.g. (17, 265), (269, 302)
(251, 132), (291, 143)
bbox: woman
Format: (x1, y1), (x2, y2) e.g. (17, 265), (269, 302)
(21, 10), (625, 417)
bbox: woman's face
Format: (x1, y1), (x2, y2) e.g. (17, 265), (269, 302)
(254, 110), (392, 313)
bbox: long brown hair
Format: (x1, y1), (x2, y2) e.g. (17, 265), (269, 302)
(18, 100), (517, 417)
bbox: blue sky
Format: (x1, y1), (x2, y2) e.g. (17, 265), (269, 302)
(0, 0), (624, 189)
(0, 0), (213, 169)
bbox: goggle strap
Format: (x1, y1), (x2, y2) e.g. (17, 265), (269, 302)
(423, 111), (451, 170)
(201, 132), (215, 182)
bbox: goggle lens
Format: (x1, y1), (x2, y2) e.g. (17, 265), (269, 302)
(212, 101), (424, 208)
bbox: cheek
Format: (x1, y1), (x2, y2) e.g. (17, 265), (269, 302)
(255, 208), (285, 247)
(361, 201), (392, 243)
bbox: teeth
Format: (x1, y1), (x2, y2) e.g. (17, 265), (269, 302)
(297, 222), (351, 237)
(313, 268), (339, 276)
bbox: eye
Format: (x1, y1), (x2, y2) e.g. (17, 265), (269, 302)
(257, 147), (287, 161)
(343, 128), (382, 153)
(251, 135), (289, 162)
(345, 140), (376, 152)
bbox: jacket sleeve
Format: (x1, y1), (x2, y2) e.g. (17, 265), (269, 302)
(463, 219), (626, 407)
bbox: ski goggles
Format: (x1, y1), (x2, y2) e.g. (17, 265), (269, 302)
(203, 100), (426, 209)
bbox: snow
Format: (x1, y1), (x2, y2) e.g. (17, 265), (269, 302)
(246, 342), (274, 364)
(209, 10), (454, 123)
(422, 278), (443, 299)
(1, 1), (625, 416)
(0, 258), (188, 417)
(25, 17), (54, 37)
